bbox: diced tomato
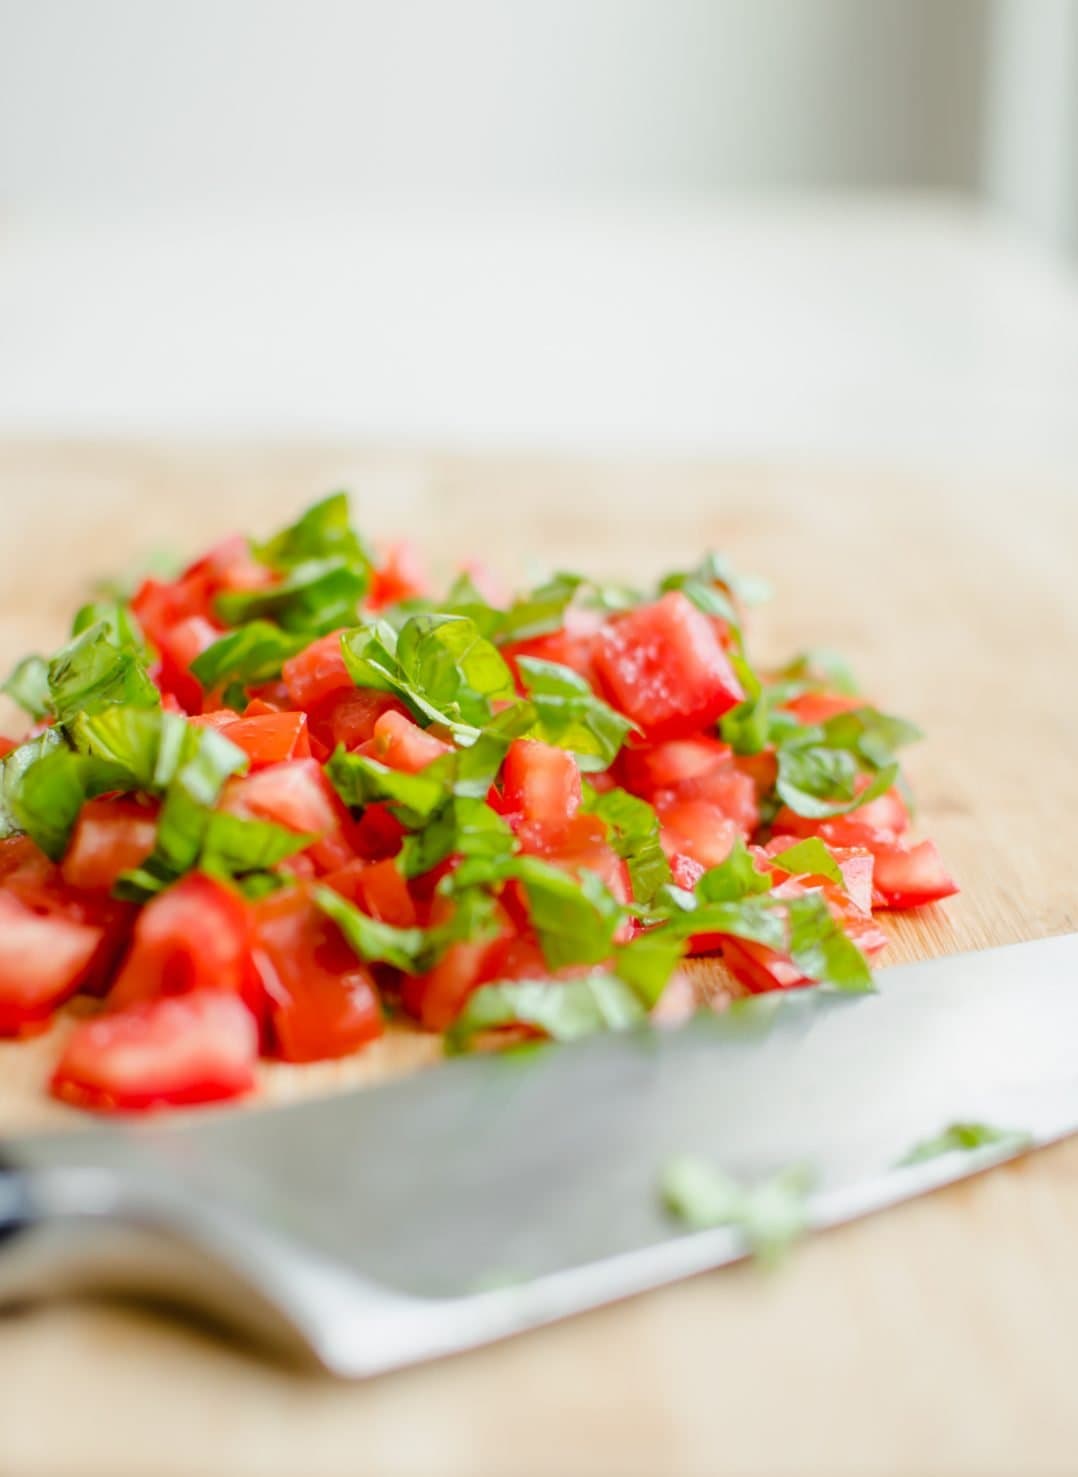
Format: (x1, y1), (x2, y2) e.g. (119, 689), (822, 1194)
(773, 787), (911, 849)
(281, 630), (353, 710)
(733, 749), (778, 799)
(0, 891), (105, 1036)
(594, 591), (744, 740)
(871, 840), (959, 910)
(349, 802), (407, 862)
(108, 874), (260, 1018)
(720, 937), (809, 994)
(669, 852), (706, 892)
(217, 710), (311, 768)
(502, 739), (582, 843)
(323, 857), (418, 928)
(830, 847), (875, 916)
(367, 541), (428, 611)
(369, 710), (452, 773)
(61, 797), (159, 892)
(0, 736), (17, 758)
(503, 611), (603, 690)
(306, 687), (407, 753)
(50, 991), (258, 1111)
(657, 797), (739, 870)
(221, 758), (355, 872)
(0, 834), (61, 890)
(620, 738), (734, 797)
(251, 888), (382, 1061)
(401, 902), (514, 1031)
(782, 692), (864, 725)
(547, 812), (631, 905)
(153, 614), (221, 713)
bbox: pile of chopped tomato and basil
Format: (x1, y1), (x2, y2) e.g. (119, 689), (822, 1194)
(0, 494), (957, 1112)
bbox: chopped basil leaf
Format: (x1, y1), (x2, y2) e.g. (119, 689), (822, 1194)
(774, 648), (860, 697)
(326, 748), (447, 828)
(2, 655), (51, 720)
(495, 572), (583, 644)
(342, 615), (515, 737)
(517, 656), (634, 771)
(612, 929), (686, 1006)
(785, 893), (873, 992)
(584, 785), (671, 905)
(899, 1122), (1031, 1167)
(660, 1155), (813, 1268)
(768, 838), (845, 885)
(695, 838), (773, 903)
(395, 615), (516, 730)
(190, 622), (308, 692)
(45, 620), (159, 724)
(396, 795), (515, 878)
(252, 491), (374, 574)
(719, 655), (771, 756)
(3, 747), (129, 861)
(0, 731), (64, 840)
(216, 557), (367, 635)
(445, 973), (650, 1051)
(92, 548), (182, 602)
(313, 884), (439, 973)
(445, 852), (625, 971)
(776, 752), (897, 820)
(116, 725), (249, 894)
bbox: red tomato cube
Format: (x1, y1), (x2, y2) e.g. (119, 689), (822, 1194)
(594, 591), (744, 740)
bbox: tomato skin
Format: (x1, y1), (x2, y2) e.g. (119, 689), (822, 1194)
(307, 688), (406, 753)
(108, 874), (261, 1019)
(503, 613), (603, 691)
(401, 902), (514, 1030)
(773, 788), (911, 850)
(221, 758), (356, 872)
(281, 630), (353, 710)
(217, 710), (311, 769)
(502, 739), (582, 842)
(720, 937), (809, 994)
(593, 592), (744, 740)
(657, 797), (739, 871)
(252, 888), (383, 1062)
(155, 614), (221, 713)
(51, 991), (258, 1112)
(61, 798), (159, 892)
(323, 857), (418, 927)
(871, 840), (959, 910)
(782, 692), (864, 726)
(369, 710), (452, 773)
(0, 891), (106, 1036)
(620, 738), (734, 797)
(367, 542), (428, 612)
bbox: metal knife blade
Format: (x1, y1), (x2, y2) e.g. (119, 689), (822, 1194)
(2, 932), (1077, 1376)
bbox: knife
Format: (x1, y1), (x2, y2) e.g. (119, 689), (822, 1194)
(1, 932), (1076, 1377)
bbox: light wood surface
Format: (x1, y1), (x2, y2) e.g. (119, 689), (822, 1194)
(0, 443), (1076, 1476)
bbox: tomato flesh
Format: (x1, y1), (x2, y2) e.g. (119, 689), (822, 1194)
(61, 798), (159, 892)
(51, 991), (258, 1111)
(252, 888), (383, 1061)
(594, 592), (744, 740)
(871, 840), (959, 910)
(0, 892), (105, 1036)
(108, 873), (259, 1016)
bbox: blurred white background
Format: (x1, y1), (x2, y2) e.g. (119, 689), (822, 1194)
(1, 0), (1077, 471)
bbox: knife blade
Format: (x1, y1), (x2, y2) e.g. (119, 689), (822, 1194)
(1, 932), (1076, 1376)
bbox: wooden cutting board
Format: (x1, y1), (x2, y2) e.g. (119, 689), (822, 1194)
(1, 444), (1076, 1477)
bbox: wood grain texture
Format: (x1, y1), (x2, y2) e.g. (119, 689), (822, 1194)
(0, 443), (1075, 1476)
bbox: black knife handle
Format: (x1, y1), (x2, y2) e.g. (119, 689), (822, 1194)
(0, 1152), (34, 1245)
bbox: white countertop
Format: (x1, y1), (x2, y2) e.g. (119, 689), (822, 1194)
(2, 196), (1077, 477)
